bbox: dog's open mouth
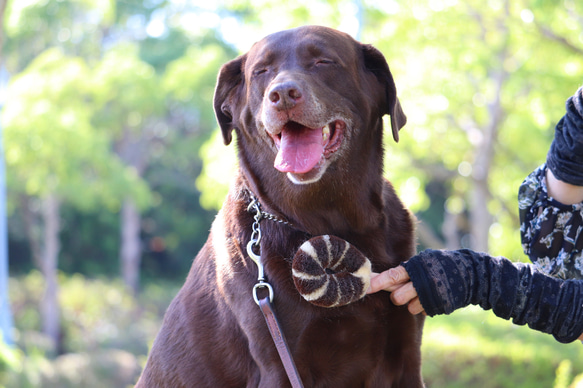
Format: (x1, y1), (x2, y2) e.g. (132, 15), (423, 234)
(269, 120), (345, 175)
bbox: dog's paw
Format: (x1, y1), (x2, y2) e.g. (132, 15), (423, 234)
(292, 235), (372, 307)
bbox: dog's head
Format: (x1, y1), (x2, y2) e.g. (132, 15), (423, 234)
(214, 26), (406, 186)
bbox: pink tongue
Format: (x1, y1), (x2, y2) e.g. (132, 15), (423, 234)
(274, 125), (324, 174)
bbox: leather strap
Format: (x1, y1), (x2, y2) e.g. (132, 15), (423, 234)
(258, 296), (304, 388)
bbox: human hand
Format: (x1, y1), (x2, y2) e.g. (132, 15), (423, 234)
(367, 266), (426, 315)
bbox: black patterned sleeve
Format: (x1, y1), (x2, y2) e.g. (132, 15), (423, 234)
(403, 249), (583, 343)
(518, 164), (583, 279)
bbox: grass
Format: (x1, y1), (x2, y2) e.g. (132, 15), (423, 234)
(420, 306), (583, 387)
(3, 273), (583, 387)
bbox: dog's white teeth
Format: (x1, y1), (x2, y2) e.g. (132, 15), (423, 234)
(322, 126), (330, 143)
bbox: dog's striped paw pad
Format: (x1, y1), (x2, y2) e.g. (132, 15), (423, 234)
(292, 235), (372, 308)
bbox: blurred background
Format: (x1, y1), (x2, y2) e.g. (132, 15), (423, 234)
(1, 0), (583, 387)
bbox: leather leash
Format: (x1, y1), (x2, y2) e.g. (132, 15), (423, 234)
(246, 193), (305, 388)
(258, 297), (304, 388)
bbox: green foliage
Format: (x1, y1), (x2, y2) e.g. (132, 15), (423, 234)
(163, 43), (232, 129)
(363, 0), (583, 257)
(139, 28), (190, 73)
(3, 0), (239, 277)
(6, 273), (583, 387)
(555, 360), (573, 388)
(0, 339), (22, 386)
(4, 272), (180, 387)
(216, 0), (363, 37)
(91, 43), (165, 136)
(422, 306), (583, 388)
(195, 129), (237, 211)
(4, 0), (115, 70)
(4, 0), (583, 280)
(2, 47), (151, 212)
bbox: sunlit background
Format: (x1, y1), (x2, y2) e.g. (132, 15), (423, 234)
(1, 0), (583, 387)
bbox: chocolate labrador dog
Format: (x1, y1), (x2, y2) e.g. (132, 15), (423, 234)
(136, 25), (424, 387)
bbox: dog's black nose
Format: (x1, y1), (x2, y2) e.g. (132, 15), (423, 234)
(268, 81), (303, 111)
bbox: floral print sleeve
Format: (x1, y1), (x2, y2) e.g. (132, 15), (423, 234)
(519, 164), (583, 279)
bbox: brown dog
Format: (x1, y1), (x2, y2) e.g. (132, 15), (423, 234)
(136, 25), (424, 387)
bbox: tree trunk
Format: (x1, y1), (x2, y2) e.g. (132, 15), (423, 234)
(469, 68), (506, 252)
(469, 6), (510, 252)
(470, 179), (492, 252)
(120, 198), (141, 294)
(416, 219), (445, 249)
(115, 128), (148, 295)
(40, 193), (60, 354)
(0, 119), (11, 346)
(0, 0), (12, 347)
(443, 210), (461, 250)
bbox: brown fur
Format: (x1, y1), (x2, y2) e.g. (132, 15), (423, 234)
(135, 26), (424, 388)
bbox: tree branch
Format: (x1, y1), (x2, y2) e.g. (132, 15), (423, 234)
(536, 23), (583, 55)
(415, 218), (446, 250)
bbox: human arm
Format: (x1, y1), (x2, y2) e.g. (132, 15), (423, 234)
(546, 85), (583, 189)
(518, 86), (583, 279)
(546, 168), (583, 205)
(369, 249), (583, 343)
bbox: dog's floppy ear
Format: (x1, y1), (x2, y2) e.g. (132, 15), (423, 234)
(390, 98), (407, 143)
(214, 54), (246, 145)
(362, 44), (407, 142)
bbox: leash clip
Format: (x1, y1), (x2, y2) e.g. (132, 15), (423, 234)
(247, 192), (274, 304)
